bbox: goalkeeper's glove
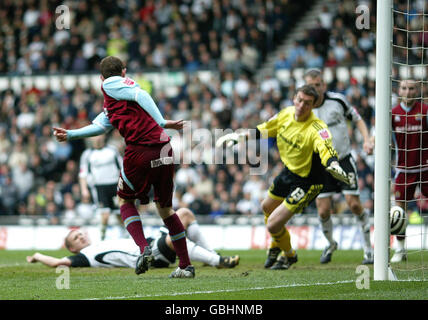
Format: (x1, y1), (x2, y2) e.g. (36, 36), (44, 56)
(326, 161), (351, 185)
(215, 131), (247, 148)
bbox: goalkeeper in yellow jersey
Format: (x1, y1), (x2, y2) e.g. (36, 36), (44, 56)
(216, 85), (350, 270)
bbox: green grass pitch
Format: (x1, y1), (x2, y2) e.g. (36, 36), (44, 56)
(0, 249), (426, 300)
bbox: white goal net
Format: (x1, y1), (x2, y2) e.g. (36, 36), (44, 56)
(390, 0), (428, 280)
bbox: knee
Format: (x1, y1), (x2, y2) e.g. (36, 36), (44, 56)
(261, 199), (272, 216)
(348, 199), (363, 214)
(267, 222), (275, 234)
(317, 208), (331, 220)
(118, 197), (134, 207)
(316, 199), (331, 219)
(176, 208), (194, 225)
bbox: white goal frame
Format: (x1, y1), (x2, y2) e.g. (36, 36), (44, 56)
(374, 0), (393, 281)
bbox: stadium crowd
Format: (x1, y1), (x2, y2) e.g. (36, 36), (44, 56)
(0, 0), (426, 224)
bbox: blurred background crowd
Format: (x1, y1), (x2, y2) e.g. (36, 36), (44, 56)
(0, 0), (427, 224)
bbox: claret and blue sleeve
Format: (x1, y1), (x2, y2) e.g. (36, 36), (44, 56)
(67, 76), (167, 140)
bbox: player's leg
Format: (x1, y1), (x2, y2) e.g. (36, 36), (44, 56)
(266, 202), (298, 269)
(340, 154), (373, 263)
(262, 168), (292, 268)
(391, 172), (414, 263)
(316, 196), (338, 264)
(157, 204), (192, 272)
(151, 146), (194, 278)
(117, 195), (154, 275)
(345, 193), (373, 264)
(391, 201), (408, 262)
(100, 210), (110, 240)
(176, 207), (214, 252)
(92, 186), (108, 240)
(164, 235), (239, 268)
(261, 196), (284, 268)
(117, 196), (149, 252)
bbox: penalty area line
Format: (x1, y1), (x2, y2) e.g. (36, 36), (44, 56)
(84, 279), (356, 300)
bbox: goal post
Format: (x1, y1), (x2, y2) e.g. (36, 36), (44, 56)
(374, 0), (393, 281)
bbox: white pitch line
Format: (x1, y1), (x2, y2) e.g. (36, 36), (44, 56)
(84, 279), (356, 300)
(0, 263), (27, 268)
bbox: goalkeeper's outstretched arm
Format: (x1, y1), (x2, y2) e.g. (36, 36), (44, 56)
(215, 128), (262, 148)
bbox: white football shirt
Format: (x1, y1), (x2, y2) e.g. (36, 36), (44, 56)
(312, 91), (362, 160)
(79, 145), (122, 186)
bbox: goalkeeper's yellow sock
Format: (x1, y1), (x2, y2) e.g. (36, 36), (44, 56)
(270, 226), (295, 256)
(264, 211), (279, 249)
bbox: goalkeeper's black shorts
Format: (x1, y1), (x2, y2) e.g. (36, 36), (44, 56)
(268, 158), (325, 214)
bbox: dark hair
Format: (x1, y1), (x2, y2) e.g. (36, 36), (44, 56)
(296, 84), (319, 104)
(100, 56), (125, 79)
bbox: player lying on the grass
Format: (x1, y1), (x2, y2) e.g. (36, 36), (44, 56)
(26, 208), (240, 271)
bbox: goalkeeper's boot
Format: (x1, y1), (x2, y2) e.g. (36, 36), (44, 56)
(390, 249), (407, 263)
(271, 253), (298, 270)
(264, 247), (281, 268)
(320, 241), (338, 264)
(135, 246), (154, 275)
(217, 255), (240, 269)
(169, 265), (195, 278)
(362, 249), (374, 265)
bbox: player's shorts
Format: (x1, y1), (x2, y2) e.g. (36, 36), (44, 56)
(148, 232), (176, 268)
(118, 142), (174, 208)
(394, 170), (428, 201)
(317, 154), (359, 198)
(92, 184), (118, 211)
(268, 163), (324, 214)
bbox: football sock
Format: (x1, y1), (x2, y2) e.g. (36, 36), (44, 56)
(270, 226), (293, 254)
(186, 239), (220, 267)
(120, 202), (148, 253)
(186, 221), (213, 252)
(319, 215), (335, 245)
(356, 210), (372, 252)
(396, 237), (405, 251)
(101, 224), (107, 240)
(164, 213), (191, 269)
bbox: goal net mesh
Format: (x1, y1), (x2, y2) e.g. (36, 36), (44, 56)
(391, 0), (428, 280)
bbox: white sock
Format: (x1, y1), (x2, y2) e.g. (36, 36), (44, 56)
(396, 238), (405, 251)
(320, 216), (335, 245)
(186, 239), (220, 266)
(186, 221), (213, 252)
(356, 210), (372, 252)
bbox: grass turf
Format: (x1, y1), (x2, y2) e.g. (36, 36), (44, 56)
(0, 249), (426, 300)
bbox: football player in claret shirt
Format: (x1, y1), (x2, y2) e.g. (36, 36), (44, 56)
(390, 79), (428, 263)
(53, 56), (194, 278)
(217, 85), (351, 270)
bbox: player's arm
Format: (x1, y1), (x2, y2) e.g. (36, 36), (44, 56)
(341, 95), (374, 155)
(355, 118), (374, 155)
(313, 125), (350, 185)
(78, 151), (91, 199)
(102, 78), (184, 130)
(79, 176), (91, 200)
(53, 112), (113, 142)
(26, 253), (72, 268)
(216, 113), (278, 147)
